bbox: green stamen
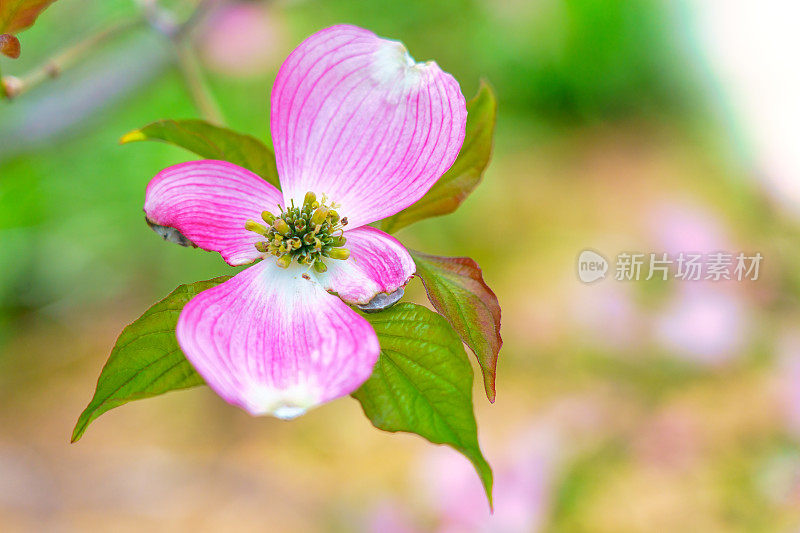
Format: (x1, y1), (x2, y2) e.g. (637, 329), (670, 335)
(311, 206), (329, 226)
(273, 218), (291, 235)
(245, 220), (268, 235)
(246, 192), (350, 270)
(328, 248), (350, 260)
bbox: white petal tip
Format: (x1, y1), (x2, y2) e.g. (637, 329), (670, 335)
(242, 383), (320, 419)
(273, 406), (309, 420)
(371, 40), (423, 86)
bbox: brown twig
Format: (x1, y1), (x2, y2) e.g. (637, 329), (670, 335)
(1, 0), (224, 103)
(2, 18), (144, 100)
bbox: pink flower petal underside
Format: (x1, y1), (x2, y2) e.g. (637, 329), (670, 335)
(176, 259), (380, 418)
(316, 226), (415, 305)
(271, 24), (467, 229)
(144, 160), (283, 266)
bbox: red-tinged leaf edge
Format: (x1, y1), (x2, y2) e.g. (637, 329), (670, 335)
(411, 250), (502, 402)
(0, 0), (58, 35)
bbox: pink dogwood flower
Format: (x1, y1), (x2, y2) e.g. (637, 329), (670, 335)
(142, 25), (466, 418)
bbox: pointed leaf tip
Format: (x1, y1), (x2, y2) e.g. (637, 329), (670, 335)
(352, 303), (493, 505)
(410, 250), (502, 402)
(120, 119), (280, 187)
(0, 1), (57, 35)
(71, 277), (229, 443)
(119, 129), (146, 144)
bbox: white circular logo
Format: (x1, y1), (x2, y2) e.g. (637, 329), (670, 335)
(577, 250), (608, 283)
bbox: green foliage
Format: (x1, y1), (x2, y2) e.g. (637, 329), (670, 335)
(352, 303), (493, 506)
(0, 0), (56, 34)
(121, 119), (280, 187)
(71, 277), (228, 443)
(72, 282), (495, 508)
(411, 250), (501, 402)
(379, 81), (497, 234)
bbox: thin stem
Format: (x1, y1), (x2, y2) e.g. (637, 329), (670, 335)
(172, 0), (221, 41)
(2, 18), (144, 100)
(175, 43), (225, 125)
(1, 0), (227, 123)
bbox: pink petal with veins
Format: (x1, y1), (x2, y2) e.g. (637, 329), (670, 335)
(144, 160), (283, 266)
(176, 259), (380, 418)
(271, 25), (466, 228)
(315, 226), (415, 305)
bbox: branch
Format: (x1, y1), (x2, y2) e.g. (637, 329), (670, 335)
(1, 18), (144, 100)
(175, 43), (225, 125)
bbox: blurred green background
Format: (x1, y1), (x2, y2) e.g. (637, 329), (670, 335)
(2, 0), (800, 531)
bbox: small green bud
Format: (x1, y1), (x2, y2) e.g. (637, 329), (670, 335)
(330, 235), (346, 247)
(290, 237), (302, 250)
(276, 254), (292, 268)
(254, 241), (269, 252)
(313, 260), (328, 273)
(273, 218), (290, 235)
(303, 233), (316, 245)
(328, 210), (340, 224)
(303, 191), (317, 208)
(294, 219), (306, 232)
(245, 220), (268, 235)
(328, 247), (350, 260)
(261, 211), (276, 224)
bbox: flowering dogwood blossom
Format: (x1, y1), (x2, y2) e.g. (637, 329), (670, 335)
(142, 25), (466, 418)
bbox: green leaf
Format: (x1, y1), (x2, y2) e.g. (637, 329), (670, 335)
(120, 119), (280, 188)
(410, 250), (502, 402)
(352, 303), (493, 506)
(71, 277), (229, 443)
(0, 0), (56, 34)
(378, 80), (497, 234)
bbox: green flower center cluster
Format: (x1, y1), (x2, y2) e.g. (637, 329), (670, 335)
(245, 192), (349, 272)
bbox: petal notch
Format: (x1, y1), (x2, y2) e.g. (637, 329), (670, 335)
(271, 25), (467, 228)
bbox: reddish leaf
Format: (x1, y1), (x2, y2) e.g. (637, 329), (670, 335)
(0, 0), (57, 34)
(0, 33), (20, 58)
(411, 250), (502, 402)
